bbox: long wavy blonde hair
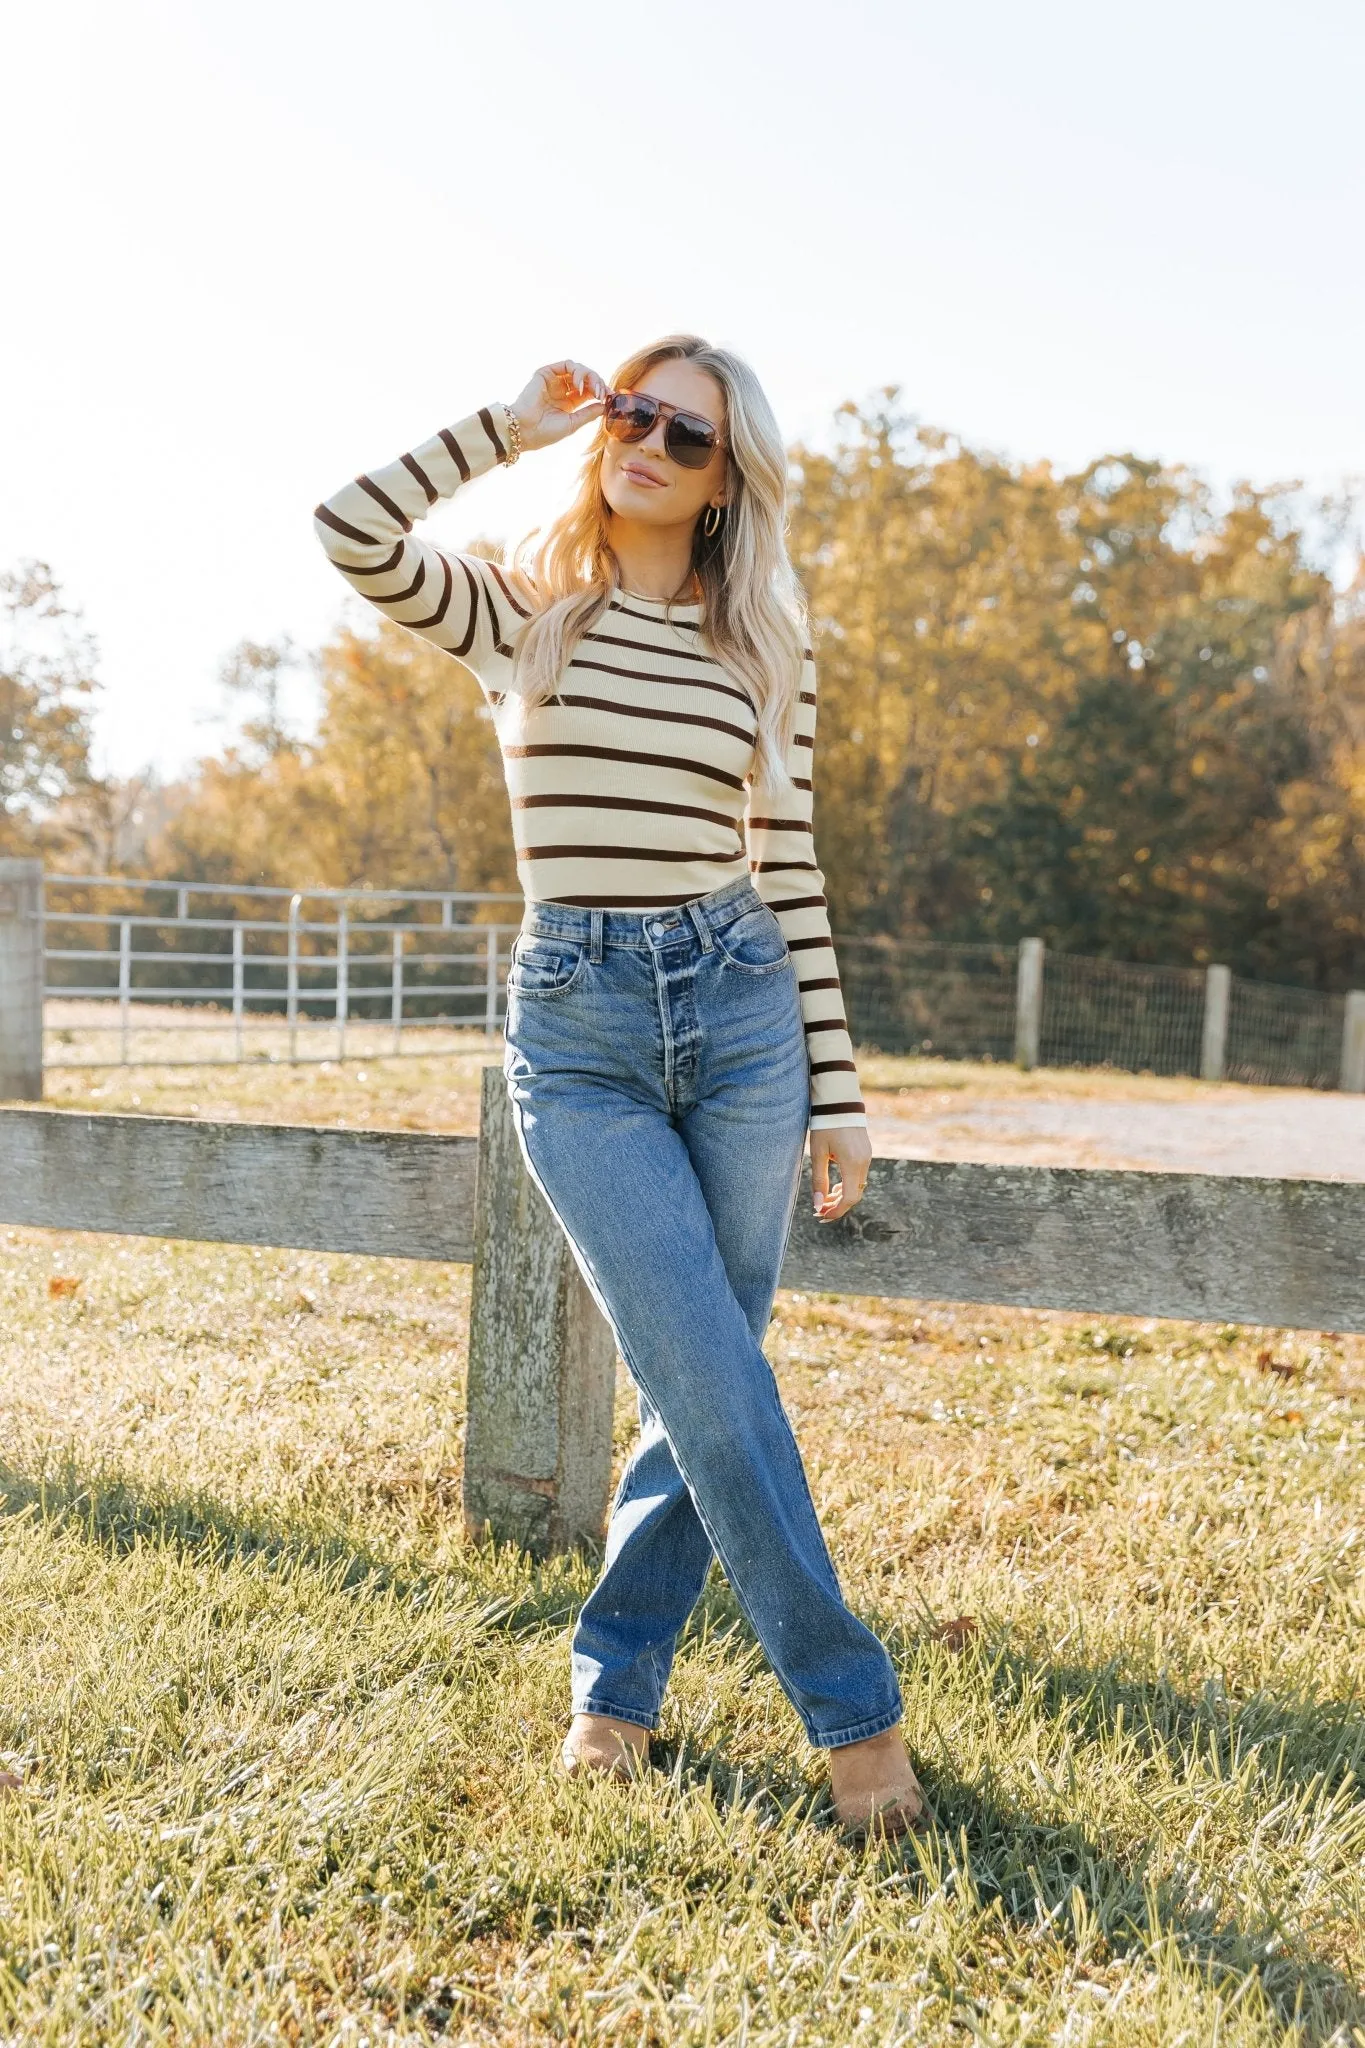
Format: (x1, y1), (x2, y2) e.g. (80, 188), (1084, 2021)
(503, 335), (808, 797)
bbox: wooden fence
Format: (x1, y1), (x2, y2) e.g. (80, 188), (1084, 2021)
(3, 1073), (1363, 1555)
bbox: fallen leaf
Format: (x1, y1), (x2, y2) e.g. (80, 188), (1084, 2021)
(48, 1276), (81, 1300)
(1257, 1349), (1300, 1380)
(932, 1616), (980, 1651)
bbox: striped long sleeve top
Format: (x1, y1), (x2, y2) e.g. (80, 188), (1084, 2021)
(314, 407), (867, 1130)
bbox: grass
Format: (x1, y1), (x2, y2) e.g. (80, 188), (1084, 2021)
(3, 1059), (1365, 2042)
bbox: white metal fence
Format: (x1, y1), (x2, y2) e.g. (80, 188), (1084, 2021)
(42, 875), (524, 1068)
(22, 870), (1365, 1090)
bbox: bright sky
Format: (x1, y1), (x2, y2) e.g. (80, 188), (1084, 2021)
(4, 0), (1362, 779)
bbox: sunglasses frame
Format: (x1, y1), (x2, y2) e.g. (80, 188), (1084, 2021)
(601, 388), (726, 469)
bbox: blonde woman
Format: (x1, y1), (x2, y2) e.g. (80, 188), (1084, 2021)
(315, 337), (925, 1837)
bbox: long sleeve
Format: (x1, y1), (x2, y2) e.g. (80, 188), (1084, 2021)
(746, 654), (867, 1131)
(312, 407), (530, 684)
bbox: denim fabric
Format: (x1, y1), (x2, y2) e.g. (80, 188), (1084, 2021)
(500, 872), (903, 1749)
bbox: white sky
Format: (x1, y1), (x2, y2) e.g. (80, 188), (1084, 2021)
(3, 0), (1363, 779)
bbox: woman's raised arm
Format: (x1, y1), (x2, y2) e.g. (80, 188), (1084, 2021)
(313, 406), (529, 681)
(313, 365), (605, 682)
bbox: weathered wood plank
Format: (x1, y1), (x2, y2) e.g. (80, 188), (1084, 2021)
(3, 1106), (1363, 1333)
(0, 1107), (477, 1262)
(463, 1070), (616, 1555)
(781, 1158), (1365, 1332)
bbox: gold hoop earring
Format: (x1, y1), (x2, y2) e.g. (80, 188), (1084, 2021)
(703, 504), (723, 539)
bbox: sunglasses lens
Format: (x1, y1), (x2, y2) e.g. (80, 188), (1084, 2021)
(604, 393), (657, 441)
(665, 413), (719, 468)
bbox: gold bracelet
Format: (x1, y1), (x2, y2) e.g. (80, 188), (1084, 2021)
(500, 401), (522, 465)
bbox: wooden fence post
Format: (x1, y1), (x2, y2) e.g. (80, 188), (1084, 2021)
(1342, 991), (1365, 1094)
(0, 859), (43, 1102)
(1015, 937), (1044, 1070)
(1201, 964), (1231, 1083)
(463, 1065), (617, 1556)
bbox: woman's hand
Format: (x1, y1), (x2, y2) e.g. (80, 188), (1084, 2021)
(810, 1126), (873, 1223)
(508, 360), (607, 452)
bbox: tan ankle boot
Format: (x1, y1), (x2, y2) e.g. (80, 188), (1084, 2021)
(561, 1713), (650, 1782)
(827, 1726), (928, 1838)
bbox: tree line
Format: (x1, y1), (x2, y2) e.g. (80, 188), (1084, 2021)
(6, 396), (1364, 988)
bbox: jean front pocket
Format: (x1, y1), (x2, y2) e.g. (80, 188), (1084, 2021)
(712, 904), (791, 975)
(506, 934), (588, 998)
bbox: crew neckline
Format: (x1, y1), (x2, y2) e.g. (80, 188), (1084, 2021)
(613, 586), (704, 618)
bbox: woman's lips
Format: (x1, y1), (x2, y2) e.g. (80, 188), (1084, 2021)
(621, 463), (666, 488)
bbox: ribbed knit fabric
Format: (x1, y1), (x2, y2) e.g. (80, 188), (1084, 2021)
(314, 408), (866, 1129)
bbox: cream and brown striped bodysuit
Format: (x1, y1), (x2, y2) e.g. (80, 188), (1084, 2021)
(314, 407), (866, 1129)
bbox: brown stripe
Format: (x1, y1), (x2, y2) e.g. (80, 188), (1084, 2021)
(804, 1019), (852, 1038)
(568, 656), (754, 711)
(333, 540), (406, 577)
(450, 557), (480, 657)
(501, 742), (747, 792)
(799, 690), (816, 706)
(763, 891), (828, 912)
(810, 1102), (866, 1119)
(553, 694), (755, 745)
(373, 556), (427, 606)
(315, 502), (382, 547)
(747, 817), (812, 833)
(609, 600), (701, 632)
(400, 452), (438, 505)
(409, 553), (453, 631)
(536, 891), (722, 908)
(810, 1058), (858, 1074)
(356, 474), (412, 532)
(478, 404), (507, 462)
(439, 428), (471, 482)
(752, 858), (819, 874)
(514, 794), (739, 829)
(488, 561), (532, 617)
(520, 843), (747, 865)
(787, 934), (833, 953)
(583, 630), (719, 666)
(797, 975), (842, 993)
(481, 577), (514, 657)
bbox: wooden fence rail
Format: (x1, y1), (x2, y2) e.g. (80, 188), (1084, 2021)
(3, 1074), (1363, 1552)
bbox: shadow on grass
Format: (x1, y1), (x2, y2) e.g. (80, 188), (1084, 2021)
(659, 1582), (1365, 2040)
(4, 1455), (1361, 2035)
(0, 1448), (594, 1637)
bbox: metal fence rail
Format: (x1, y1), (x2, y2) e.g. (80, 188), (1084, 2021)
(41, 874), (523, 1068)
(10, 870), (1365, 1092)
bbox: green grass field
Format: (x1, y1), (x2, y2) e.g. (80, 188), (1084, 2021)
(3, 1057), (1365, 2043)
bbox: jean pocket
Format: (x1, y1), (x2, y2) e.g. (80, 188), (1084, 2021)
(507, 935), (588, 997)
(711, 905), (791, 974)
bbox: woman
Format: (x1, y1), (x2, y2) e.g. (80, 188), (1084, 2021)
(315, 337), (925, 1836)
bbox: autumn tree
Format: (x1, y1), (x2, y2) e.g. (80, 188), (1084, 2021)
(0, 561), (101, 855)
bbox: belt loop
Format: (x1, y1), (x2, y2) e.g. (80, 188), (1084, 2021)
(589, 909), (604, 962)
(686, 898), (713, 952)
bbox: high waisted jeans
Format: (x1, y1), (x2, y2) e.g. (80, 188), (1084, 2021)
(500, 872), (902, 1749)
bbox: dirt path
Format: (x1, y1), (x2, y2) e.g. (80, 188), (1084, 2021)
(866, 1083), (1365, 1179)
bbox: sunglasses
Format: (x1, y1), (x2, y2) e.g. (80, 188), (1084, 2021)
(602, 388), (724, 470)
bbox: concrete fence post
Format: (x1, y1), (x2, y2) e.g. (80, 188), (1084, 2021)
(0, 859), (44, 1101)
(1015, 937), (1044, 1070)
(462, 1064), (617, 1556)
(1342, 991), (1365, 1094)
(1201, 964), (1232, 1083)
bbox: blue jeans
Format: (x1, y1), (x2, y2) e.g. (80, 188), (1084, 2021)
(500, 872), (903, 1750)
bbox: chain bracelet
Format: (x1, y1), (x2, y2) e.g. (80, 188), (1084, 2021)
(500, 402), (522, 465)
